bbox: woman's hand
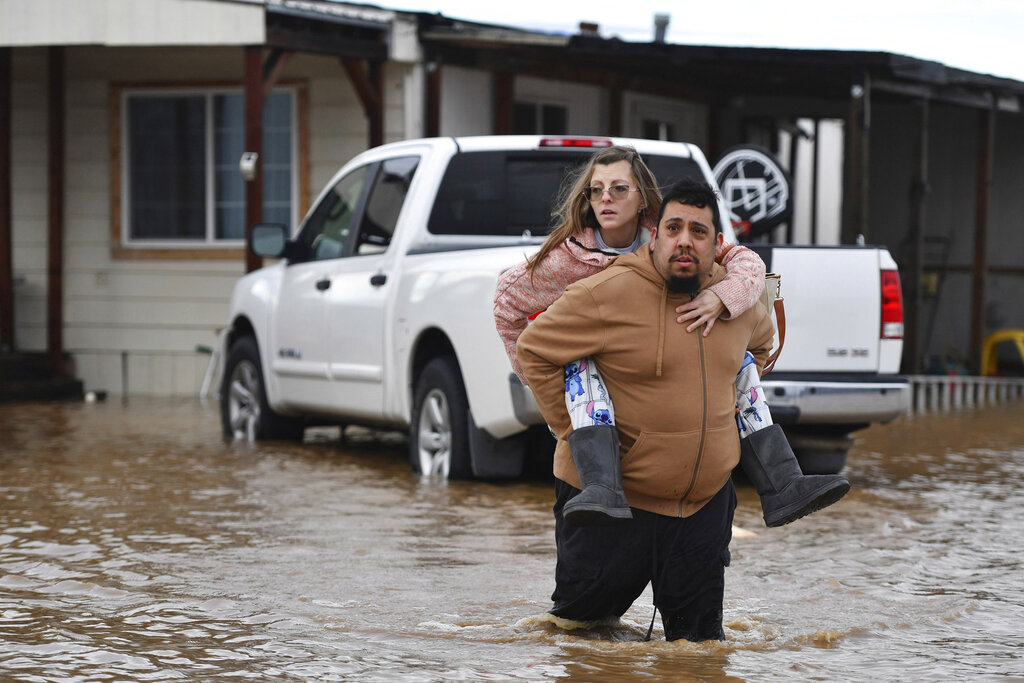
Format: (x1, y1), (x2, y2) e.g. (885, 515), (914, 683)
(676, 290), (726, 336)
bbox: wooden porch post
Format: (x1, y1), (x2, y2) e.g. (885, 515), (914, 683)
(47, 47), (66, 377)
(607, 85), (622, 137)
(969, 103), (995, 373)
(244, 46), (264, 273)
(0, 48), (13, 352)
(425, 62), (441, 138)
(904, 97), (930, 374)
(494, 70), (513, 135)
(841, 70), (870, 245)
(341, 57), (384, 149)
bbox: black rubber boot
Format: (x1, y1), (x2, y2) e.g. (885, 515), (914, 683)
(739, 424), (850, 527)
(563, 425), (633, 526)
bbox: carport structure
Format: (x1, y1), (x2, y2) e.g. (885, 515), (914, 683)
(415, 15), (1024, 373)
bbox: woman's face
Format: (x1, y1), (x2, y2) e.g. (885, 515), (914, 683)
(587, 160), (646, 242)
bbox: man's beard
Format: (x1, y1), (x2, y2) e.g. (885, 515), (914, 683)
(665, 250), (701, 294)
(666, 274), (701, 294)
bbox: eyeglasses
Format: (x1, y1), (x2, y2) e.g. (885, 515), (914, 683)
(582, 185), (641, 202)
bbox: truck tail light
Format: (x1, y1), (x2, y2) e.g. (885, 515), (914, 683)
(881, 270), (904, 339)
(539, 137), (613, 148)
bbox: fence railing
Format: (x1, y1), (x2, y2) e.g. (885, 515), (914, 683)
(907, 375), (1024, 413)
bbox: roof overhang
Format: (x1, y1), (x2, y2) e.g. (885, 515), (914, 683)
(419, 17), (1024, 112)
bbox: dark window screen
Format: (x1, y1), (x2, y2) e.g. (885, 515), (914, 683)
(427, 150), (705, 237)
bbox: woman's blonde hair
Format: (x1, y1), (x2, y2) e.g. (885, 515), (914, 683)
(527, 145), (662, 274)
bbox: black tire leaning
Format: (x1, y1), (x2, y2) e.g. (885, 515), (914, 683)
(409, 356), (472, 480)
(220, 336), (304, 441)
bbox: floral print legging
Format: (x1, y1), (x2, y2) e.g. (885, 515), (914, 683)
(563, 352), (772, 436)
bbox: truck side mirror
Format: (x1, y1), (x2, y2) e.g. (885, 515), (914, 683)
(250, 223), (289, 258)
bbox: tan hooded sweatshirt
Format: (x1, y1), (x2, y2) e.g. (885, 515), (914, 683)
(517, 248), (775, 518)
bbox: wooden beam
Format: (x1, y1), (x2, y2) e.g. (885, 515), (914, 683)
(244, 46), (264, 273)
(607, 84), (622, 137)
(368, 60), (382, 148)
(970, 104), (995, 373)
(841, 70), (870, 245)
(341, 57), (383, 148)
(425, 62), (441, 138)
(262, 48), (293, 99)
(0, 48), (13, 352)
(47, 47), (65, 377)
(266, 25), (386, 61)
(904, 98), (930, 374)
(494, 70), (513, 135)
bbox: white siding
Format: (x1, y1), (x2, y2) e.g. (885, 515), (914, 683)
(440, 66), (491, 136)
(11, 48), (48, 352)
(0, 0), (264, 47)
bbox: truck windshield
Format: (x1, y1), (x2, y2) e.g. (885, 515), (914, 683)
(428, 151), (703, 237)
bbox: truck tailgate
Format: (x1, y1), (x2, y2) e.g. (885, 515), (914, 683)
(766, 247), (885, 373)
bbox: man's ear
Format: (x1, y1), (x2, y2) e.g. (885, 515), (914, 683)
(649, 226), (658, 250)
(715, 232), (724, 250)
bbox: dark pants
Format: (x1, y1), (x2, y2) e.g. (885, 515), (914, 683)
(550, 478), (736, 642)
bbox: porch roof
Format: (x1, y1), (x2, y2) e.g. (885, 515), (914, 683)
(418, 14), (1024, 112)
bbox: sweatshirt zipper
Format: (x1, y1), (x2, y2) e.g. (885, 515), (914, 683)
(678, 329), (708, 516)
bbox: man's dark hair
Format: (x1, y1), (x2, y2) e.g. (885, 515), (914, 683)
(657, 178), (722, 235)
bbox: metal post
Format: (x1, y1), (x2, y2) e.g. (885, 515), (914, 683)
(47, 46), (65, 377)
(969, 104), (995, 373)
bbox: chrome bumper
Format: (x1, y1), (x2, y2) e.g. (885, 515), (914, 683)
(763, 376), (910, 424)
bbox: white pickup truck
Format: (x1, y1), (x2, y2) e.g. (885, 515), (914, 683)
(219, 135), (909, 478)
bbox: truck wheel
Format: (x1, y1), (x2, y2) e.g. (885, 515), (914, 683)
(410, 356), (472, 479)
(220, 336), (304, 441)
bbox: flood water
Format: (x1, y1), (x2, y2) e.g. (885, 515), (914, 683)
(0, 397), (1021, 681)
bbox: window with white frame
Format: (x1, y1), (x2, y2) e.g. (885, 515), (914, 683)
(121, 88), (295, 247)
(513, 101), (568, 134)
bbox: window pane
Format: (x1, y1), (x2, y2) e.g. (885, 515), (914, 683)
(297, 165), (370, 261)
(642, 119), (675, 142)
(429, 151), (585, 236)
(213, 91), (293, 241)
(356, 156), (419, 254)
(513, 102), (537, 134)
(213, 93), (245, 240)
(262, 92), (293, 233)
(127, 95), (206, 239)
(541, 104), (567, 134)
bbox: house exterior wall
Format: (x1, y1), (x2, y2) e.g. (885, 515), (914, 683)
(10, 48), (48, 353)
(0, 0), (265, 47)
(8, 44), (408, 396)
(439, 66), (492, 137)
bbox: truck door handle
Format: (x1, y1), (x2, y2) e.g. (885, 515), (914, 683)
(370, 274), (387, 287)
(316, 278), (331, 291)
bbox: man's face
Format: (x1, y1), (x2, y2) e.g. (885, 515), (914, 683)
(649, 200), (722, 293)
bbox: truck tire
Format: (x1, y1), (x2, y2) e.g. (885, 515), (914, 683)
(410, 356), (472, 480)
(220, 336), (304, 441)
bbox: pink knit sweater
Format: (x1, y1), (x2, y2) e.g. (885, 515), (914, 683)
(493, 228), (766, 383)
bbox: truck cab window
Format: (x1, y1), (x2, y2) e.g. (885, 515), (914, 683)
(297, 164), (370, 262)
(356, 156), (419, 255)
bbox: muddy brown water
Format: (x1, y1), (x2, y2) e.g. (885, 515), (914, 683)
(0, 398), (1021, 681)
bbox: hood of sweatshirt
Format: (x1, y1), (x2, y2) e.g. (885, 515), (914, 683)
(565, 227), (651, 266)
(606, 249), (727, 377)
